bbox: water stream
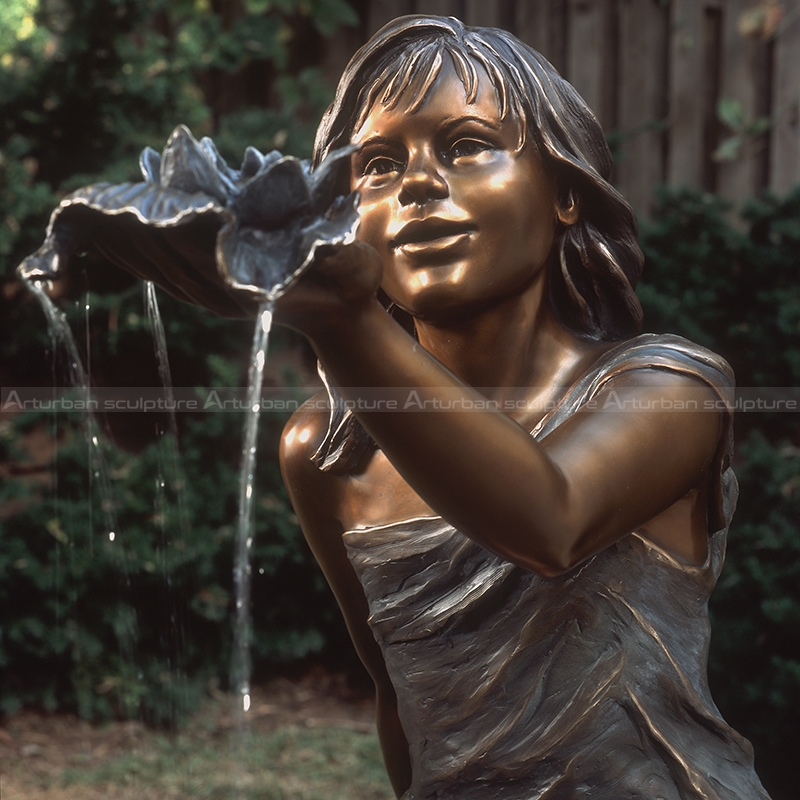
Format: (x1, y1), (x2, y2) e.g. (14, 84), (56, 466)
(144, 281), (190, 539)
(231, 301), (274, 717)
(25, 280), (117, 543)
(26, 279), (273, 721)
(143, 281), (193, 720)
(24, 279), (143, 712)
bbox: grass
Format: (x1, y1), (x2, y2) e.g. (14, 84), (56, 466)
(1, 681), (395, 800)
(57, 726), (392, 799)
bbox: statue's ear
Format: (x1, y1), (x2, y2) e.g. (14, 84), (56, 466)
(556, 188), (579, 226)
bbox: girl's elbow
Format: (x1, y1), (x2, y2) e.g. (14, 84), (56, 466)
(495, 531), (578, 578)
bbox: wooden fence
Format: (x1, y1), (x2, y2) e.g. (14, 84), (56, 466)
(319, 0), (800, 213)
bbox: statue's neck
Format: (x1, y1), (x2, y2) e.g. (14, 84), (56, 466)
(412, 284), (605, 407)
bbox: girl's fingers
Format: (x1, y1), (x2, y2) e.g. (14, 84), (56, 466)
(312, 241), (383, 298)
(272, 242), (384, 334)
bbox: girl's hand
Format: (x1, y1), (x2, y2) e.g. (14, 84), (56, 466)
(273, 241), (384, 338)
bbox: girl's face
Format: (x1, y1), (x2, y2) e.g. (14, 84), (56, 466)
(350, 57), (562, 324)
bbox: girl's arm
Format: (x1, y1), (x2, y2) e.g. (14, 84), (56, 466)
(276, 244), (722, 576)
(280, 404), (412, 798)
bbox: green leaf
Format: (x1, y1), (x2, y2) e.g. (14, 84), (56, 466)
(306, 0), (359, 36)
(749, 116), (772, 137)
(712, 135), (743, 162)
(717, 97), (746, 131)
(243, 0), (273, 12)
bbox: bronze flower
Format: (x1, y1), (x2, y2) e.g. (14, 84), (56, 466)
(19, 125), (359, 314)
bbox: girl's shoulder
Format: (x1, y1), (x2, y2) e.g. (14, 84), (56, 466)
(589, 333), (734, 389)
(280, 391), (334, 473)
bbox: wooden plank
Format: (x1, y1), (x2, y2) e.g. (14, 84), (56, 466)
(565, 0), (615, 130)
(318, 19), (369, 91)
(464, 0), (515, 29)
(615, 0), (670, 214)
(516, 0), (568, 74)
(419, 0), (463, 19)
(716, 0), (769, 201)
(367, 0), (415, 36)
(666, 0), (707, 189)
(769, 1), (800, 194)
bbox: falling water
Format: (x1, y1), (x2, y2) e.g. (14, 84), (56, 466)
(231, 301), (274, 718)
(27, 278), (275, 720)
(144, 282), (172, 391)
(25, 280), (117, 542)
(144, 281), (189, 537)
(24, 279), (143, 718)
(144, 286), (276, 719)
(27, 281), (87, 390)
(144, 281), (191, 722)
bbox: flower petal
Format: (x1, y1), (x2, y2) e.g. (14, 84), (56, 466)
(240, 147), (282, 180)
(66, 181), (222, 225)
(199, 137), (239, 194)
(216, 221), (302, 300)
(307, 144), (358, 215)
(160, 125), (230, 203)
(297, 191), (360, 268)
(139, 147), (162, 185)
(234, 157), (310, 229)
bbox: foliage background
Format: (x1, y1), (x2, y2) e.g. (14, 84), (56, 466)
(0, 0), (362, 724)
(0, 2), (798, 799)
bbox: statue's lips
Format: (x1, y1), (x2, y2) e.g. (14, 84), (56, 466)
(391, 219), (474, 254)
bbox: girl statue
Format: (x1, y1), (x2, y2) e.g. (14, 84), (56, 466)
(20, 12), (769, 800)
(274, 14), (771, 800)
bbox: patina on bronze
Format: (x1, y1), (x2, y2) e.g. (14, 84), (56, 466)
(18, 12), (772, 800)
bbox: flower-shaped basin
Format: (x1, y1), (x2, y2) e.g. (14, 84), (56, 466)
(18, 126), (360, 316)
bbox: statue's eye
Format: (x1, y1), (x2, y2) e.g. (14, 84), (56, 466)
(449, 139), (493, 159)
(363, 156), (403, 176)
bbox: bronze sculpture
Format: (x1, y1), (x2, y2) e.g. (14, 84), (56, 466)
(18, 13), (773, 800)
(278, 16), (771, 800)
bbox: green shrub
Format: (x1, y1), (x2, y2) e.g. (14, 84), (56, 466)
(639, 186), (800, 800)
(0, 287), (343, 726)
(0, 0), (357, 726)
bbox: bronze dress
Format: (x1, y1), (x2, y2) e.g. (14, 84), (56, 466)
(343, 334), (771, 800)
